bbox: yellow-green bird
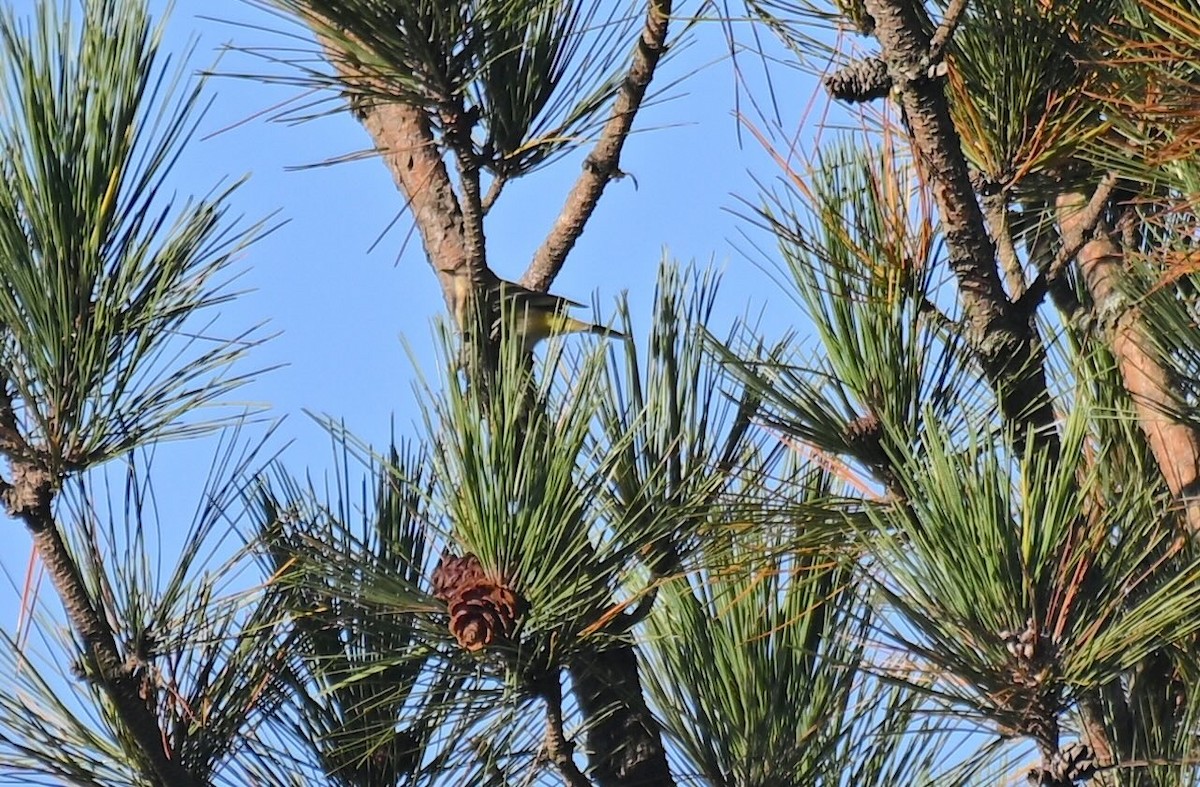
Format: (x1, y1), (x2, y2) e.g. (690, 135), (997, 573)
(490, 280), (626, 354)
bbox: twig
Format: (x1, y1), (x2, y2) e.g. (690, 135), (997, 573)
(539, 675), (592, 787)
(443, 97), (487, 271)
(1018, 173), (1118, 314)
(777, 433), (885, 501)
(482, 173), (508, 214)
(520, 0), (673, 292)
(579, 586), (659, 638)
(983, 191), (1028, 298)
(928, 0), (969, 63)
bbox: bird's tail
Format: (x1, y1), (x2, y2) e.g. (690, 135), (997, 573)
(559, 315), (627, 341)
(587, 324), (627, 340)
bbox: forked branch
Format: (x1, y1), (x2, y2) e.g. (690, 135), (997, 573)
(863, 0), (1057, 439)
(298, 12), (493, 328)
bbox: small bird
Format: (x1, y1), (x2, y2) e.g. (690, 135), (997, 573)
(490, 279), (626, 354)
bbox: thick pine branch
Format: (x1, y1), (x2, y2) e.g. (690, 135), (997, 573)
(569, 644), (673, 787)
(520, 0), (673, 292)
(863, 0), (1057, 439)
(1058, 191), (1200, 533)
(350, 97), (497, 323)
(297, 10), (495, 326)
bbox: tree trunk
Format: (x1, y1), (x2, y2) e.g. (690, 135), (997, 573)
(569, 644), (674, 787)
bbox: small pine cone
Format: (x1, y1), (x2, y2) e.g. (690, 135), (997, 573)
(448, 580), (524, 652)
(1018, 620), (1038, 646)
(824, 57), (891, 103)
(1002, 618), (1044, 666)
(431, 551), (486, 602)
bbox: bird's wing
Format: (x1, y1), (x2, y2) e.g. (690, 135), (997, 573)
(495, 281), (584, 311)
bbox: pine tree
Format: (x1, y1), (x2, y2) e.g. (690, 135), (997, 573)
(5, 1), (1200, 786)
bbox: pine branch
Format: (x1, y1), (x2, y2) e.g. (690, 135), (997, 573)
(441, 94), (487, 275)
(926, 0), (967, 64)
(568, 644), (674, 787)
(1080, 695), (1119, 785)
(863, 0), (1058, 440)
(520, 0), (673, 292)
(1019, 173), (1118, 314)
(297, 11), (494, 328)
(982, 191), (1028, 299)
(539, 676), (592, 787)
(2, 457), (197, 787)
(1056, 188), (1200, 533)
(0, 376), (190, 782)
(481, 174), (507, 214)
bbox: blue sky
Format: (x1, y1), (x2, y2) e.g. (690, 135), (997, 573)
(0, 0), (835, 764)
